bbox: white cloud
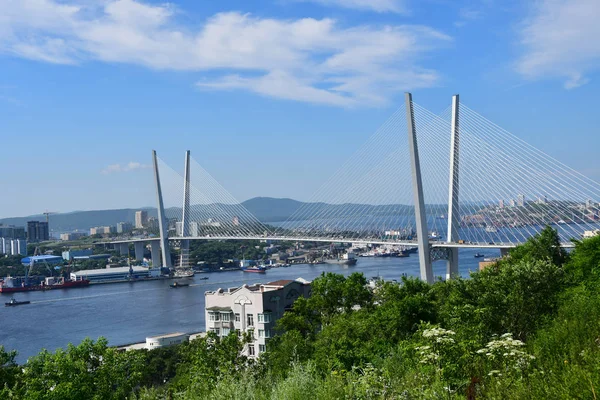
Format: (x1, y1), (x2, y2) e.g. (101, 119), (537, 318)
(101, 161), (150, 174)
(0, 0), (450, 106)
(454, 7), (482, 27)
(516, 0), (600, 89)
(296, 0), (407, 13)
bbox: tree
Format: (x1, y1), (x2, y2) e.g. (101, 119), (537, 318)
(566, 234), (600, 284)
(505, 226), (567, 267)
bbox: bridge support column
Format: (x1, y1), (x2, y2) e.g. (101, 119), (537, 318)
(152, 150), (172, 268)
(134, 242), (144, 262)
(180, 150), (191, 268)
(151, 241), (161, 268)
(405, 92), (433, 283)
(446, 94), (460, 279)
(119, 243), (129, 257)
(446, 248), (459, 280)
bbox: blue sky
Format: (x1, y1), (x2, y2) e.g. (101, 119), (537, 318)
(1, 0), (599, 218)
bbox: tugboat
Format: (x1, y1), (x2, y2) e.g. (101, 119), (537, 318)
(5, 297), (30, 307)
(170, 282), (190, 288)
(474, 253), (485, 258)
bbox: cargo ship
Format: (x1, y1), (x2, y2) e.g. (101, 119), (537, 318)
(0, 276), (90, 293)
(241, 266), (267, 273)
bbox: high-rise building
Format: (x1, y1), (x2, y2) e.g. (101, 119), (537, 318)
(498, 200), (504, 209)
(117, 222), (133, 234)
(0, 225), (26, 239)
(147, 217), (159, 230)
(135, 211), (148, 229)
(509, 199), (516, 207)
(27, 221), (49, 242)
(9, 239), (27, 256)
(517, 194), (525, 207)
(0, 237), (9, 254)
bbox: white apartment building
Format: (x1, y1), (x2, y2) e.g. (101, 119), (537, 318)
(205, 278), (311, 358)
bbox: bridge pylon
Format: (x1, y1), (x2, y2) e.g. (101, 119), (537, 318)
(152, 150), (173, 268)
(446, 94), (460, 279)
(405, 93), (433, 284)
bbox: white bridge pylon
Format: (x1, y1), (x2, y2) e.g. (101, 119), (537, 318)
(146, 93), (600, 283)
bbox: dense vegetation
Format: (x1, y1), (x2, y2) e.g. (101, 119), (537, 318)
(2, 227), (600, 399)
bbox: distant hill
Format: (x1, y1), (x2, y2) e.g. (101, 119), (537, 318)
(242, 197), (304, 222)
(0, 197), (424, 233)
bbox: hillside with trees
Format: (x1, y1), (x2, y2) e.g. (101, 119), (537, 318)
(2, 227), (600, 399)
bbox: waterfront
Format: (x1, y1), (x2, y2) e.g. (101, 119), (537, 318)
(0, 248), (496, 363)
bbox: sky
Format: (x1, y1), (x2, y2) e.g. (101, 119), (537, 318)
(1, 0), (599, 218)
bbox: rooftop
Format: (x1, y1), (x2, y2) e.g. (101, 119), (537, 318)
(146, 332), (188, 340)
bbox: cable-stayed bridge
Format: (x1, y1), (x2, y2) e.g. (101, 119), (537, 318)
(108, 93), (600, 283)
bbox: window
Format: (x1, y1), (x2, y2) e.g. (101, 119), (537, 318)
(209, 327), (220, 336)
(265, 329), (271, 338)
(209, 312), (220, 322)
(247, 329), (255, 338)
(259, 344), (266, 353)
(235, 313), (240, 322)
(258, 329), (264, 338)
(248, 345), (255, 356)
(257, 313), (271, 323)
(222, 312), (231, 322)
(247, 314), (254, 327)
(222, 327), (231, 336)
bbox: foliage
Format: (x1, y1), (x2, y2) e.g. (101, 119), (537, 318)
(3, 227), (600, 399)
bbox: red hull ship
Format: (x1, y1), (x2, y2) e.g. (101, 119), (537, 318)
(0, 278), (90, 293)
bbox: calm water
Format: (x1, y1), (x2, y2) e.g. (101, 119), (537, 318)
(0, 248), (497, 363)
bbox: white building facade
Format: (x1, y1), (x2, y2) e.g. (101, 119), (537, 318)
(205, 278), (311, 358)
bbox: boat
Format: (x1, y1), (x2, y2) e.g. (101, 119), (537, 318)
(324, 252), (358, 266)
(0, 276), (90, 293)
(5, 297), (30, 307)
(242, 266), (267, 273)
(396, 251), (410, 258)
(170, 282), (190, 288)
(173, 269), (195, 278)
(474, 253), (485, 258)
(485, 226), (498, 233)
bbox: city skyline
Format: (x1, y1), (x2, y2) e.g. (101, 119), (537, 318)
(1, 0), (600, 218)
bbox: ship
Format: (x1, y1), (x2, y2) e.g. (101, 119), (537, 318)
(170, 281), (190, 288)
(0, 276), (90, 293)
(5, 297), (30, 306)
(242, 266), (267, 273)
(324, 252), (358, 266)
(173, 269), (195, 278)
(474, 253), (485, 258)
(485, 226), (498, 233)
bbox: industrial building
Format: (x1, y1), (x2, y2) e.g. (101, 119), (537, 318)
(62, 249), (93, 260)
(205, 278), (311, 358)
(70, 266), (160, 283)
(21, 255), (63, 266)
